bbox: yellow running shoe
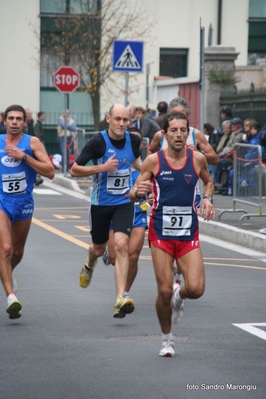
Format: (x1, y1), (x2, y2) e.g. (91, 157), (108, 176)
(79, 259), (97, 288)
(6, 294), (22, 319)
(9, 310), (22, 320)
(113, 295), (135, 318)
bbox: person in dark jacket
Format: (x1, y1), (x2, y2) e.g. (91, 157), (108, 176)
(23, 108), (35, 136)
(99, 113), (109, 130)
(204, 123), (219, 152)
(132, 106), (160, 142)
(34, 112), (45, 143)
(154, 101), (168, 129)
(216, 105), (232, 139)
(0, 112), (7, 134)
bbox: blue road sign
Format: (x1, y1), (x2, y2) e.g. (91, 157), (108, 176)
(113, 40), (144, 72)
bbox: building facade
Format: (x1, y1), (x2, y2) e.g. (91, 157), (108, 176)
(1, 0), (265, 131)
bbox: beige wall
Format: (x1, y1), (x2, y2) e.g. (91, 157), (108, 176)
(0, 0), (249, 119)
(0, 0), (40, 116)
(101, 0), (249, 113)
(235, 66), (266, 90)
(222, 0), (249, 66)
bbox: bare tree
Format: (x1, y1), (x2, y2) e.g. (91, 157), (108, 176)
(41, 0), (154, 130)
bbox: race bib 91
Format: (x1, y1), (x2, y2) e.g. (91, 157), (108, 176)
(162, 206), (192, 237)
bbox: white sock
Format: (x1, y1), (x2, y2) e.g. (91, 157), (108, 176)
(162, 332), (173, 341)
(124, 291), (129, 298)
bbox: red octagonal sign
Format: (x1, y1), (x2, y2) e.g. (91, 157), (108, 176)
(54, 66), (80, 93)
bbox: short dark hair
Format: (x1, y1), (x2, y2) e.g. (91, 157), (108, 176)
(220, 105), (232, 118)
(204, 123), (215, 135)
(163, 111), (189, 132)
(128, 126), (142, 137)
(135, 106), (146, 114)
(4, 104), (26, 121)
(250, 122), (262, 131)
(38, 111), (45, 118)
(157, 101), (168, 114)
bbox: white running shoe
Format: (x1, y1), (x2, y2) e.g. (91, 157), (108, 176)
(159, 339), (175, 357)
(172, 283), (184, 324)
(6, 294), (22, 319)
(173, 264), (182, 285)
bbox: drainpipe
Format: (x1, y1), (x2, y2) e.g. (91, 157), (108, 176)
(217, 0), (222, 44)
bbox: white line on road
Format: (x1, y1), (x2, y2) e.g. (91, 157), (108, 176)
(233, 323), (266, 341)
(200, 234), (266, 262)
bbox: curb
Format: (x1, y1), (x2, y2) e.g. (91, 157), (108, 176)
(50, 174), (266, 254)
(199, 218), (266, 254)
(52, 174), (87, 194)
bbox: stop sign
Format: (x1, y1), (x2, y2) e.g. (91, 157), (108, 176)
(54, 66), (80, 93)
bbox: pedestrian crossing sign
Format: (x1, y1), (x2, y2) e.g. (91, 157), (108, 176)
(112, 40), (144, 72)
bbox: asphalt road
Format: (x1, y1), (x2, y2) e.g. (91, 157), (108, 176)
(1, 183), (266, 399)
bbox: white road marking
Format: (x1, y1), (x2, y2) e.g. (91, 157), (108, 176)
(233, 323), (266, 341)
(34, 188), (62, 195)
(200, 234), (266, 262)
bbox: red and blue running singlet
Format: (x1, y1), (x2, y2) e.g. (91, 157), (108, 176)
(148, 148), (199, 241)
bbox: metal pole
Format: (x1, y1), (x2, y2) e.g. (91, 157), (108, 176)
(125, 72), (129, 107)
(146, 63), (150, 110)
(199, 25), (205, 133)
(64, 93), (67, 176)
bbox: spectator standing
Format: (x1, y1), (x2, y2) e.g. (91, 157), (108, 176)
(34, 111), (46, 186)
(34, 111), (45, 144)
(216, 105), (232, 139)
(243, 119), (256, 141)
(259, 122), (266, 164)
(216, 120), (232, 155)
(128, 105), (137, 126)
(153, 101), (168, 129)
(203, 123), (219, 152)
(132, 106), (161, 142)
(23, 108), (35, 136)
(57, 109), (76, 172)
(99, 112), (109, 131)
(0, 112), (7, 134)
(214, 117), (243, 192)
(0, 104), (55, 319)
(244, 122), (261, 159)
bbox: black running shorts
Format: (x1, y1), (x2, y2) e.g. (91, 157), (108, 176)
(89, 202), (134, 245)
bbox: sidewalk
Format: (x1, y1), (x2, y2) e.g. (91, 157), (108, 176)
(51, 173), (266, 254)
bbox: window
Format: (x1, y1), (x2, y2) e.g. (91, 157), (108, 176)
(40, 0), (97, 14)
(159, 48), (188, 78)
(40, 48), (90, 88)
(40, 0), (66, 14)
(248, 0), (266, 65)
(249, 0), (266, 18)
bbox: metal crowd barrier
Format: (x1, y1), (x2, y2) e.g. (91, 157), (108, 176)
(73, 128), (86, 158)
(218, 143), (266, 227)
(141, 137), (149, 160)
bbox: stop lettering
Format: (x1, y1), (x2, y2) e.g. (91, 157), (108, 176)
(54, 66), (80, 93)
